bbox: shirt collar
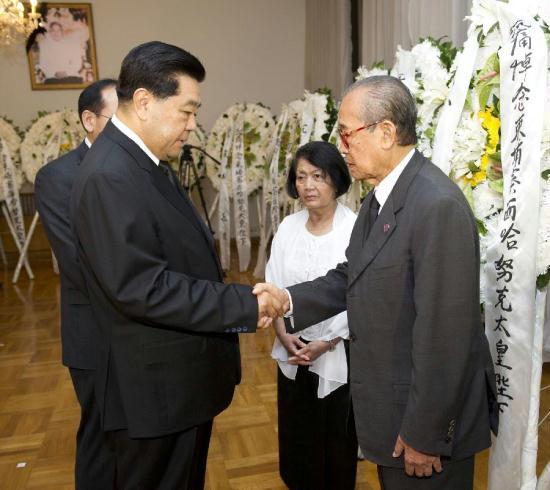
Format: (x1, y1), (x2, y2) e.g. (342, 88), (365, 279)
(84, 137), (92, 148)
(111, 114), (160, 166)
(374, 148), (415, 212)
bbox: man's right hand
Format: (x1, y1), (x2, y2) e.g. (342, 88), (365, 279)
(254, 283), (291, 329)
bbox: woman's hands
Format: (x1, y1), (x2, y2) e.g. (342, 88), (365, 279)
(275, 319), (341, 366)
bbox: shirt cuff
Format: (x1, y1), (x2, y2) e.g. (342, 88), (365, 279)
(283, 288), (295, 331)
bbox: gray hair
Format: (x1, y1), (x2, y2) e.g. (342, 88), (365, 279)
(343, 76), (418, 146)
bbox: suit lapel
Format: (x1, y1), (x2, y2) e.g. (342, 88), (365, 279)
(348, 199), (397, 287)
(347, 150), (426, 288)
(104, 122), (223, 277)
(346, 192), (373, 265)
(149, 164), (204, 236)
(150, 162), (223, 278)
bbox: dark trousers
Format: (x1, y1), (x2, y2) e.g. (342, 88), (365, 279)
(106, 420), (213, 490)
(377, 455), (475, 490)
(277, 354), (357, 490)
(69, 367), (116, 490)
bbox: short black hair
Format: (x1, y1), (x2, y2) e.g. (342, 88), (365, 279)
(286, 141), (351, 199)
(77, 78), (117, 124)
(117, 41), (205, 103)
(344, 76), (418, 146)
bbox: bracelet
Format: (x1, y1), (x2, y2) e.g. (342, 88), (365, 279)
(327, 338), (337, 351)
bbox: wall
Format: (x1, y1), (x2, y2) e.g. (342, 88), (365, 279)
(0, 0), (306, 131)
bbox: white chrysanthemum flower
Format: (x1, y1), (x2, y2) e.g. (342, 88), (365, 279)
(467, 0), (499, 36)
(355, 65), (389, 81)
(417, 133), (433, 159)
(450, 113), (486, 178)
(473, 180), (503, 220)
(391, 46), (416, 82)
(411, 40), (443, 77)
(309, 92), (330, 141)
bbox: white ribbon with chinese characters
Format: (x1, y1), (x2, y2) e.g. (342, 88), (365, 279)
(485, 4), (547, 490)
(0, 138), (25, 248)
(231, 114), (251, 272)
(217, 124), (234, 270)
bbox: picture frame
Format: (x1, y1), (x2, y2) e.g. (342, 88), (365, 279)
(26, 3), (98, 90)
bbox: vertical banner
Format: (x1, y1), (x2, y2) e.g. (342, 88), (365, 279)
(0, 138), (25, 248)
(217, 124), (234, 270)
(231, 114), (251, 272)
(432, 32), (480, 175)
(270, 106), (289, 233)
(485, 4), (547, 490)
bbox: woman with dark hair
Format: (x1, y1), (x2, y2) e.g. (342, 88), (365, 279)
(265, 140), (358, 489)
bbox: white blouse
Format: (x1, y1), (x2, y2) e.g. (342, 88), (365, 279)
(265, 203), (357, 398)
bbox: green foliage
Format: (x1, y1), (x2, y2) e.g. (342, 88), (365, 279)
(371, 60), (386, 70)
(475, 53), (500, 109)
(314, 87), (338, 142)
(537, 268), (550, 290)
(488, 178), (503, 194)
(542, 169), (550, 181)
(419, 36), (458, 70)
(476, 218), (488, 236)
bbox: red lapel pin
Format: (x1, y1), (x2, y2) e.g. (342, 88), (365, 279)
(383, 223), (390, 233)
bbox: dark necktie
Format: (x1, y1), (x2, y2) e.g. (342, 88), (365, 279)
(364, 194), (380, 242)
(159, 161), (177, 188)
(369, 194), (380, 225)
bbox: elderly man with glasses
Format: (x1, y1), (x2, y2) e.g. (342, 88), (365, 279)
(255, 75), (498, 490)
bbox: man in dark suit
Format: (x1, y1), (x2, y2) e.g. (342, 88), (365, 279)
(70, 41), (284, 489)
(34, 78), (118, 489)
(254, 76), (498, 489)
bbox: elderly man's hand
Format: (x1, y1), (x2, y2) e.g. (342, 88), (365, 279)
(253, 283), (290, 329)
(393, 435), (443, 478)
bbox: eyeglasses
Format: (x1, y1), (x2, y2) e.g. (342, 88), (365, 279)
(94, 113), (111, 120)
(338, 120), (382, 150)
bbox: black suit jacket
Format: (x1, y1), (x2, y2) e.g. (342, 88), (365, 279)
(288, 151), (498, 467)
(70, 122), (258, 438)
(35, 141), (99, 370)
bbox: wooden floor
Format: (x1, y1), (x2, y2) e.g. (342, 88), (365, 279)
(0, 250), (548, 489)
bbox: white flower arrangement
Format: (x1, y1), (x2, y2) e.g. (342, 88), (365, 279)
(205, 103), (275, 195)
(356, 65), (389, 80)
(357, 38), (454, 159)
(0, 116), (24, 199)
(21, 110), (85, 184)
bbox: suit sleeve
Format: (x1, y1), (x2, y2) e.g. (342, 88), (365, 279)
(35, 166), (84, 288)
(286, 260), (349, 333)
(75, 170), (258, 334)
(399, 196), (481, 456)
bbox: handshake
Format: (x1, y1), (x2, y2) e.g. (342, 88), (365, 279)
(253, 283), (290, 329)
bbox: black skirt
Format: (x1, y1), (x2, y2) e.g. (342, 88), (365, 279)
(277, 340), (358, 490)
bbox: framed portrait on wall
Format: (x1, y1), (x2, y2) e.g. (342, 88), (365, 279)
(26, 3), (98, 90)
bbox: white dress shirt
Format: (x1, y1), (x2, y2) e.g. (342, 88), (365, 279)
(266, 203), (357, 398)
(374, 148), (415, 213)
(111, 114), (160, 165)
(84, 137), (92, 148)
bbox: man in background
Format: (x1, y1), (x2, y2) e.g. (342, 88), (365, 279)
(34, 78), (118, 489)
